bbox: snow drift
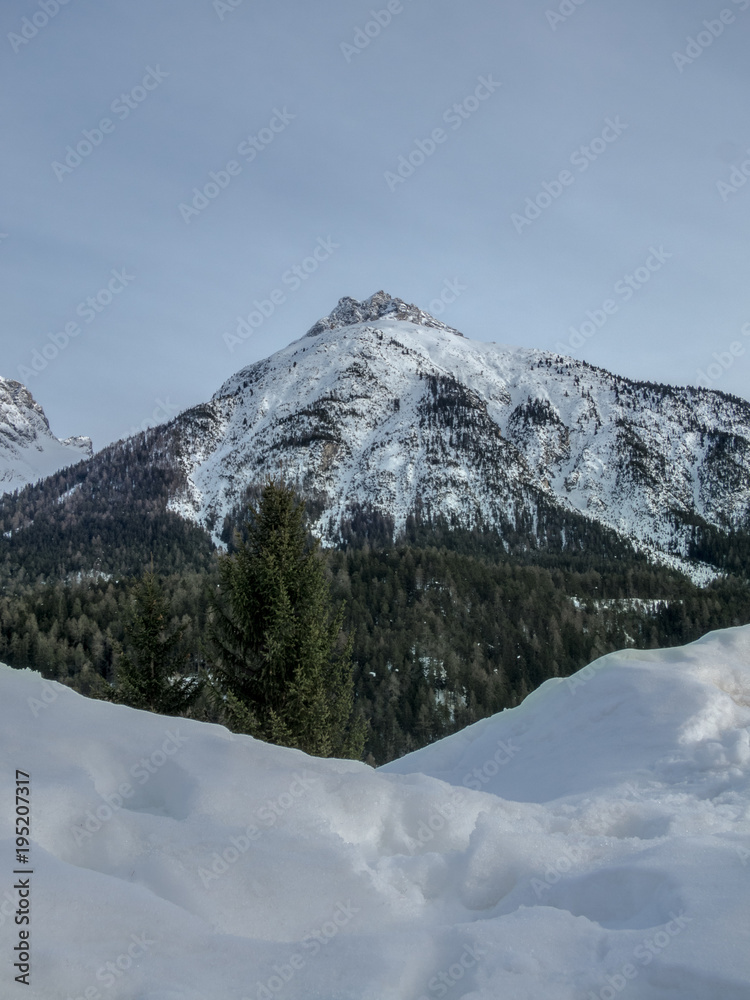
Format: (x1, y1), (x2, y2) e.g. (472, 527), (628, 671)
(1, 626), (750, 999)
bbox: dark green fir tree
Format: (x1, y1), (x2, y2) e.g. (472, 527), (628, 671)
(207, 479), (365, 759)
(112, 568), (203, 714)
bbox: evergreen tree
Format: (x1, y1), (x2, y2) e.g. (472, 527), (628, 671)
(112, 570), (203, 714)
(207, 479), (365, 759)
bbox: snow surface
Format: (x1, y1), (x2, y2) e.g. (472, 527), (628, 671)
(0, 377), (91, 493)
(2, 627), (750, 999)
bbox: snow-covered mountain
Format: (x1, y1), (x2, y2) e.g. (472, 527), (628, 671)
(5, 292), (748, 579)
(0, 376), (91, 491)
(3, 623), (749, 998)
(163, 291), (750, 573)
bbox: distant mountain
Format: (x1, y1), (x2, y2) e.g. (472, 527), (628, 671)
(0, 377), (91, 491)
(166, 291), (750, 578)
(2, 292), (749, 580)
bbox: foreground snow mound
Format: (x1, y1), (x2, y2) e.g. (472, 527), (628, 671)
(1, 627), (749, 999)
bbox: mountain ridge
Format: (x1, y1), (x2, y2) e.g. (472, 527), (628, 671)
(1, 294), (749, 583)
(164, 294), (750, 580)
(0, 376), (92, 492)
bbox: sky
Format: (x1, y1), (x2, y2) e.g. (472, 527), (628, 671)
(2, 0), (749, 449)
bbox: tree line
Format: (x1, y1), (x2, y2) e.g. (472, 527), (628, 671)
(1, 482), (749, 764)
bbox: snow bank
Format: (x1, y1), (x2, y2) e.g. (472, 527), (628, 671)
(1, 626), (749, 999)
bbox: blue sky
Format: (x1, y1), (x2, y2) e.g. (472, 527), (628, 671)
(2, 0), (749, 447)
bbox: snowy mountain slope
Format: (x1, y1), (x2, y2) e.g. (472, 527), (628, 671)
(0, 377), (91, 492)
(163, 292), (750, 572)
(5, 292), (747, 581)
(2, 624), (749, 999)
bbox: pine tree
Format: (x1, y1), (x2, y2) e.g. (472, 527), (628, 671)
(207, 479), (365, 759)
(112, 569), (202, 714)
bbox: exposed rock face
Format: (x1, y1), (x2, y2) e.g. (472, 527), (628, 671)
(304, 291), (464, 339)
(0, 377), (92, 492)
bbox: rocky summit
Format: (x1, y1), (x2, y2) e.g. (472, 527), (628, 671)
(0, 376), (91, 491)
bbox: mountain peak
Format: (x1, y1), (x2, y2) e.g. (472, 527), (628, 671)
(0, 376), (92, 493)
(304, 290), (464, 339)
